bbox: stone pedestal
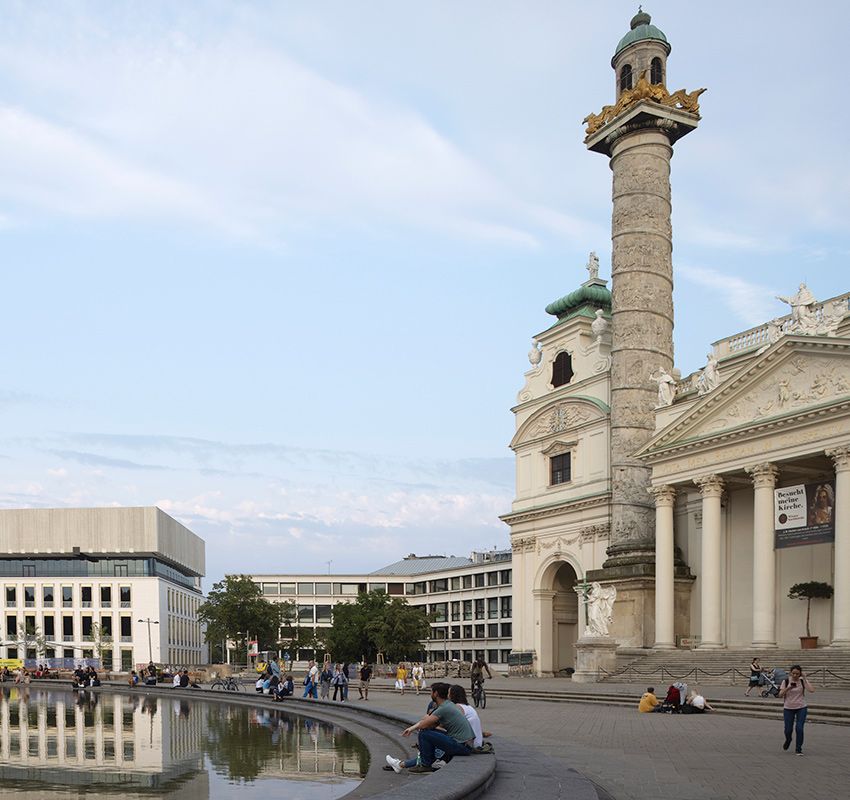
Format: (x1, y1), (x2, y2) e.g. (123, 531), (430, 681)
(571, 637), (619, 683)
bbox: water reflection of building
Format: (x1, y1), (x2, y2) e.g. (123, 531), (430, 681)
(0, 687), (206, 797)
(0, 688), (367, 799)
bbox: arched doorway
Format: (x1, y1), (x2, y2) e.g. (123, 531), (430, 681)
(534, 559), (579, 676)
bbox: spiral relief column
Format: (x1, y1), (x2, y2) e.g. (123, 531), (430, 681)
(583, 10), (704, 646)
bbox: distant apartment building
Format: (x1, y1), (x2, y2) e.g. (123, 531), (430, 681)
(0, 507), (206, 669)
(248, 549), (513, 664)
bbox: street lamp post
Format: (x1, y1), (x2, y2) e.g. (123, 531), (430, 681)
(137, 618), (160, 664)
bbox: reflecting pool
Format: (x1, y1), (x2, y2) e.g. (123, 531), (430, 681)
(0, 686), (368, 799)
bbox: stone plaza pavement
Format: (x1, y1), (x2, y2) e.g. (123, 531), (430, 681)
(358, 678), (850, 800)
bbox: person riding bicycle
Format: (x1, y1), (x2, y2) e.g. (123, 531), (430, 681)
(470, 657), (492, 694)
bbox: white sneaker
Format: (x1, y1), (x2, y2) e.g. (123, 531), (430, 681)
(386, 755), (403, 773)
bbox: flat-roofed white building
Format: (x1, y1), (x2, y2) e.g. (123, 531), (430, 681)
(247, 549), (513, 665)
(0, 507), (206, 669)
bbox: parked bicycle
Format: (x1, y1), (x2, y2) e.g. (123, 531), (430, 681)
(471, 677), (487, 709)
(210, 676), (241, 691)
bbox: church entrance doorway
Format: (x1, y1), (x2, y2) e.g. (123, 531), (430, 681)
(534, 559), (579, 676)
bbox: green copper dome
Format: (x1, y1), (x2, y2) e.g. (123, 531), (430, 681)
(614, 10), (670, 57)
(545, 283), (612, 321)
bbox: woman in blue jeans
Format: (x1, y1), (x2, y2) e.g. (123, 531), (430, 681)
(778, 665), (814, 755)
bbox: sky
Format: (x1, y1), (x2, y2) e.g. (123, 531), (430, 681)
(1, 1), (848, 587)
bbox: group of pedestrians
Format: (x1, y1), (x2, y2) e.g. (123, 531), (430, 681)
(301, 659), (373, 701)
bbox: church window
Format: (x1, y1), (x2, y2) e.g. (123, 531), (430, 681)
(620, 63), (633, 93)
(650, 57), (663, 85)
(550, 453), (571, 486)
(551, 351), (574, 387)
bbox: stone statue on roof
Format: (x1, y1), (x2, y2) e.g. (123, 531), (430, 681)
(776, 283), (816, 329)
(586, 251), (600, 281)
(651, 366), (676, 407)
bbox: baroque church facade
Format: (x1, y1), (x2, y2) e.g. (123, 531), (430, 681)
(503, 11), (850, 676)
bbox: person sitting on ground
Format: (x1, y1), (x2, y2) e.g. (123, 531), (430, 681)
(173, 671), (182, 688)
(274, 674), (294, 699)
(684, 688), (715, 713)
(448, 685), (493, 751)
(639, 687), (661, 712)
(179, 669), (191, 688)
(255, 676), (265, 693)
(385, 682), (476, 774)
(128, 670), (139, 687)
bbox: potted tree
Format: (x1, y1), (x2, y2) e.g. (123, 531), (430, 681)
(787, 581), (833, 649)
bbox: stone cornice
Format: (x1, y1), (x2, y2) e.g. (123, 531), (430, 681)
(500, 491), (611, 526)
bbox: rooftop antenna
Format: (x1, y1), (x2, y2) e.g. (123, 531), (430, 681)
(325, 560), (332, 575)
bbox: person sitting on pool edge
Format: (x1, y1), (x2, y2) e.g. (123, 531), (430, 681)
(385, 682), (475, 774)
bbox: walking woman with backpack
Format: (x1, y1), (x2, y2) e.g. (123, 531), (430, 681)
(779, 665), (815, 755)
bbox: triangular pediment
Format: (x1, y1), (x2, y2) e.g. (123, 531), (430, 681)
(637, 336), (850, 458)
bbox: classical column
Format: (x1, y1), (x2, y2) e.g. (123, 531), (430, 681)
(695, 475), (725, 648)
(827, 446), (850, 646)
(745, 463), (780, 647)
(532, 589), (556, 676)
(650, 485), (677, 648)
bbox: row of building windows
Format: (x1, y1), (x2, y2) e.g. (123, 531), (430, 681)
(3, 612), (135, 642)
(429, 596), (512, 622)
(166, 588), (200, 617)
(3, 585), (132, 608)
(0, 559), (199, 592)
(258, 571), (512, 598)
(434, 648), (513, 664)
(430, 622), (512, 640)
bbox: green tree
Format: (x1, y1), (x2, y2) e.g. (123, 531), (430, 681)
(324, 591), (431, 663)
(91, 622), (114, 669)
(198, 575), (293, 656)
(788, 581), (834, 637)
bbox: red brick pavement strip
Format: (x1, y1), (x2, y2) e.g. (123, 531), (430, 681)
(358, 686), (850, 800)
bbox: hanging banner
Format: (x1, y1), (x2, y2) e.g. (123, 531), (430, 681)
(775, 481), (835, 548)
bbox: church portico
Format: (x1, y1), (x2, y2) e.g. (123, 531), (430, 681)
(646, 438), (850, 650)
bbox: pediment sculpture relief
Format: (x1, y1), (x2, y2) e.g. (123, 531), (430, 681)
(697, 357), (850, 435)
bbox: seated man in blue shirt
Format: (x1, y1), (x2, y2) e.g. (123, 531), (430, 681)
(385, 682), (475, 774)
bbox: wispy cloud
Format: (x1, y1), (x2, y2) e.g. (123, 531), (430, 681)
(46, 449), (171, 472)
(678, 264), (781, 327)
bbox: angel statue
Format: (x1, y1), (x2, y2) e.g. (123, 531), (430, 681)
(586, 582), (617, 637)
(650, 366), (677, 407)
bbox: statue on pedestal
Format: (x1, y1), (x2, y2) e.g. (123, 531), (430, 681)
(586, 251), (600, 281)
(696, 352), (720, 395)
(585, 582), (617, 637)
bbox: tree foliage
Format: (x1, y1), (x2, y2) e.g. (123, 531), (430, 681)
(198, 575), (293, 653)
(788, 581), (834, 637)
(323, 591), (431, 663)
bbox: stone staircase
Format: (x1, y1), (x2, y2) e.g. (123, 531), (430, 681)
(603, 647), (850, 688)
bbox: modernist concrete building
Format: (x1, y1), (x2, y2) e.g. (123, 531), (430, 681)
(247, 549), (513, 665)
(0, 507), (206, 669)
(504, 11), (850, 676)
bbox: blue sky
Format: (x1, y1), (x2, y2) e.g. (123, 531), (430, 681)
(1, 1), (848, 586)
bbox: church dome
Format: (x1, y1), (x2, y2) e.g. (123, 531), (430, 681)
(545, 284), (612, 321)
(614, 10), (670, 57)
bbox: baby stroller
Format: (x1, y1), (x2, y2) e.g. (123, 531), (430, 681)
(761, 668), (787, 698)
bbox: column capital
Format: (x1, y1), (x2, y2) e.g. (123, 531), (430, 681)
(648, 484), (677, 507)
(694, 474), (725, 497)
(744, 462), (780, 488)
(826, 445), (850, 472)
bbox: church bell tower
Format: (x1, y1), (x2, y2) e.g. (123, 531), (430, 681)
(584, 10), (705, 640)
